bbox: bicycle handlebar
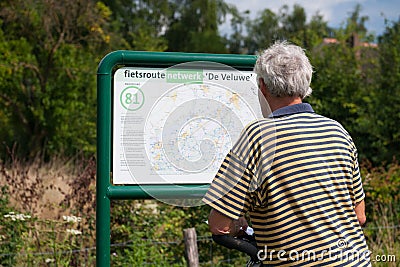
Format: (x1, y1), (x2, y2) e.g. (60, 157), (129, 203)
(212, 233), (259, 261)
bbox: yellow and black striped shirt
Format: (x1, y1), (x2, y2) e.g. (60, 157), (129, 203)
(203, 103), (371, 266)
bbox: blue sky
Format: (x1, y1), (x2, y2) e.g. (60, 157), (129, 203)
(222, 0), (400, 37)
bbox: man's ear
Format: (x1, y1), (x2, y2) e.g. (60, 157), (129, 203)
(258, 78), (272, 117)
(259, 78), (267, 97)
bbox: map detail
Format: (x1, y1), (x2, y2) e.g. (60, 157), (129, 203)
(113, 64), (262, 185)
(144, 83), (256, 184)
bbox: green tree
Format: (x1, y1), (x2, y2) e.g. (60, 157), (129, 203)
(166, 0), (228, 53)
(244, 4), (330, 54)
(305, 12), (331, 49)
(223, 6), (249, 54)
(244, 8), (281, 54)
(0, 0), (112, 158)
(279, 4), (307, 45)
(344, 4), (371, 42)
(308, 39), (362, 132)
(102, 0), (171, 51)
(372, 19), (400, 163)
(308, 4), (381, 163)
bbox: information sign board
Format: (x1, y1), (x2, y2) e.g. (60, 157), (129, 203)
(97, 51), (258, 267)
(113, 63), (262, 184)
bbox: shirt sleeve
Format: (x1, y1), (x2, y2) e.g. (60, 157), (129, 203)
(203, 120), (266, 219)
(202, 150), (255, 220)
(351, 149), (365, 205)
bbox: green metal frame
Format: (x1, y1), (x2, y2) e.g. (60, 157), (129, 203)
(96, 50), (256, 266)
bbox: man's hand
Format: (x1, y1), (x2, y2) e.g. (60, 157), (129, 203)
(232, 216), (249, 236)
(208, 209), (248, 236)
(354, 200), (366, 226)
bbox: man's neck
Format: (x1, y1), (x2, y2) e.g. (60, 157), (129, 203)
(268, 96), (302, 112)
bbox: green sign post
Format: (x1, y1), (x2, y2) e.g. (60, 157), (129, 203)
(96, 50), (257, 266)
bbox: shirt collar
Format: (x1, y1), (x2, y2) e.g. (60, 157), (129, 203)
(268, 103), (314, 118)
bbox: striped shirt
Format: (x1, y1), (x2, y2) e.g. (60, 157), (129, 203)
(203, 103), (371, 266)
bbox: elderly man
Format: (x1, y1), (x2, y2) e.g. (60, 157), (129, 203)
(203, 40), (370, 266)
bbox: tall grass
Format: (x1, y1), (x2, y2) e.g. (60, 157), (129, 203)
(362, 160), (400, 267)
(0, 150), (96, 266)
(364, 204), (399, 267)
(0, 154), (399, 266)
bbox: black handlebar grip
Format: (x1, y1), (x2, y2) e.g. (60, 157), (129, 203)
(212, 234), (259, 261)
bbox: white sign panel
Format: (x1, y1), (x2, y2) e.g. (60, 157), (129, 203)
(113, 62), (262, 184)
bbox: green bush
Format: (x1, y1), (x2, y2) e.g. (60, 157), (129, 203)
(110, 200), (249, 266)
(0, 186), (30, 266)
(1, 156), (399, 266)
(362, 160), (400, 220)
(361, 161), (400, 266)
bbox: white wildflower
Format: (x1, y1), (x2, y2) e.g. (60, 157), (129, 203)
(63, 215), (82, 223)
(3, 212), (31, 221)
(66, 229), (82, 235)
(45, 258), (55, 263)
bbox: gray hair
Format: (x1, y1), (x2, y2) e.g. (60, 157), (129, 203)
(254, 40), (313, 99)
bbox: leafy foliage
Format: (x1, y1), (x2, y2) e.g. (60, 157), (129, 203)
(0, 186), (28, 266)
(361, 161), (400, 267)
(0, 0), (399, 164)
(109, 200), (248, 266)
(372, 19), (400, 163)
(0, 0), (112, 158)
(165, 0), (228, 53)
(102, 0), (171, 51)
(1, 158), (399, 266)
(0, 2), (399, 266)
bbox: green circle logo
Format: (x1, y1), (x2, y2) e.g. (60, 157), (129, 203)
(120, 86), (145, 111)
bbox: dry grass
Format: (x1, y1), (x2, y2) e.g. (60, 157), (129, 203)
(364, 204), (400, 266)
(0, 152), (96, 220)
(0, 152), (97, 265)
(0, 152), (398, 266)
